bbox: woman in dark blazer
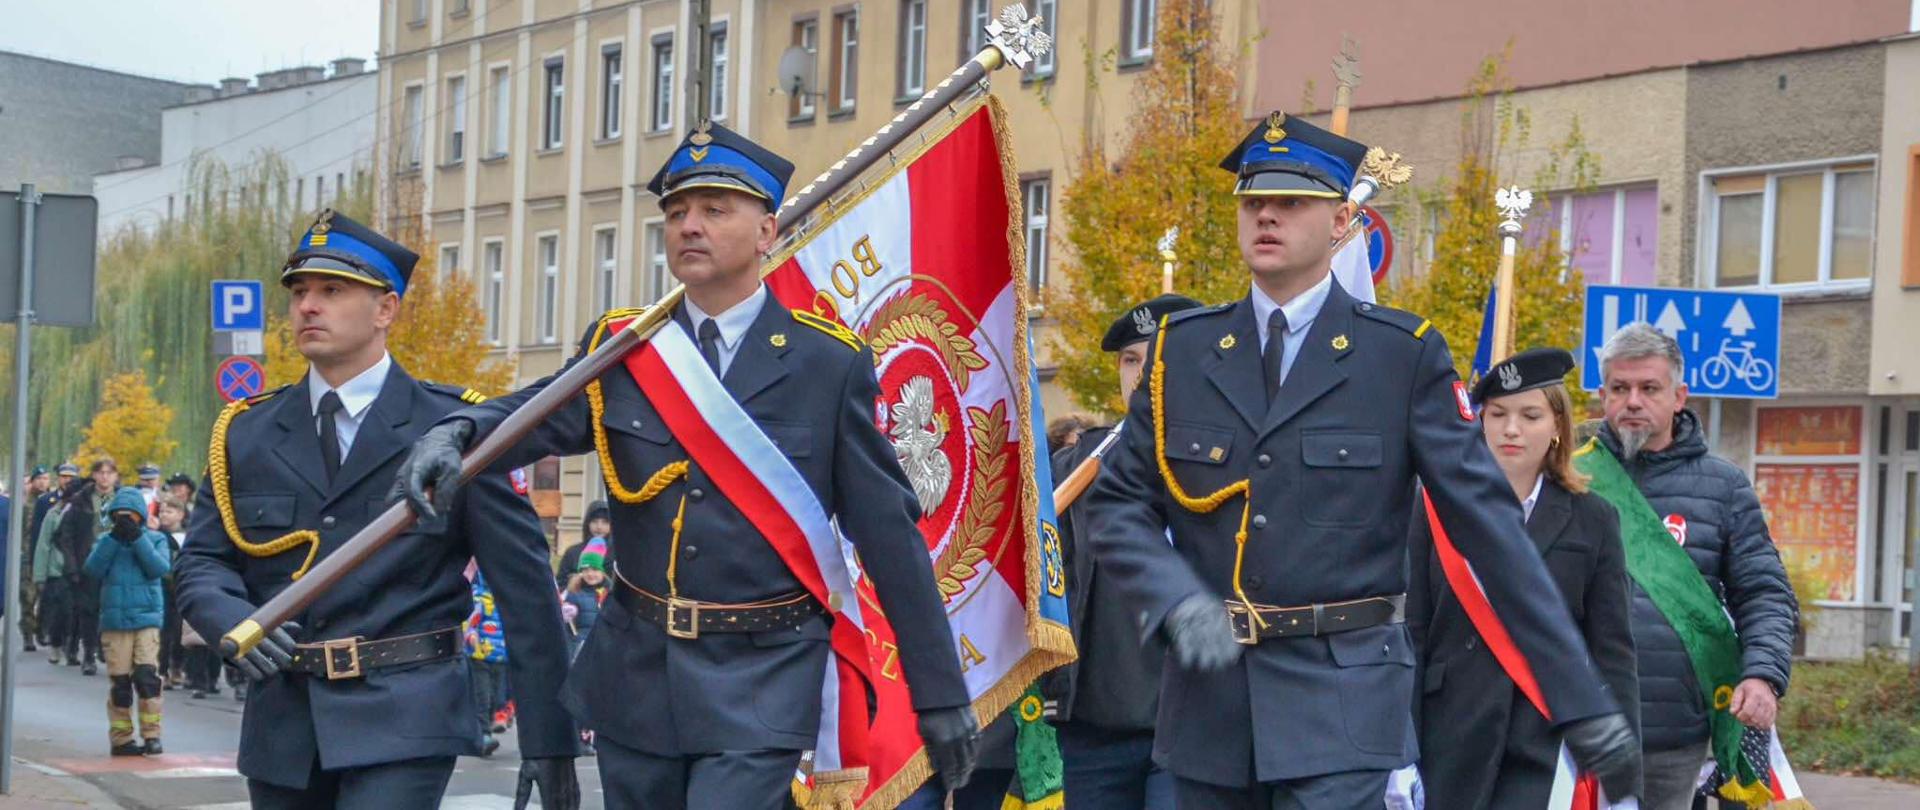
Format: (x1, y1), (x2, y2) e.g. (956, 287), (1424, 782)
(1408, 348), (1641, 808)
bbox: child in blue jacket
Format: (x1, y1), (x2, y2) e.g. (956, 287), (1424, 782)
(84, 486), (171, 756)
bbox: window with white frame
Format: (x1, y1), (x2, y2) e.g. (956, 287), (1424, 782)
(832, 11), (858, 112)
(1022, 178), (1050, 291)
(483, 240), (505, 344)
(542, 58), (565, 149)
(489, 65), (511, 157)
(410, 0), (427, 24)
(651, 35), (675, 132)
(402, 85), (424, 168)
(1030, 0), (1057, 77)
(439, 244), (460, 279)
(792, 19), (818, 119)
(961, 0), (991, 61)
(899, 0), (926, 97)
(1706, 160), (1875, 290)
(1123, 0), (1157, 62)
(710, 25), (729, 121)
(595, 227), (618, 312)
(601, 44), (623, 139)
(1527, 185), (1658, 286)
(537, 235), (560, 343)
(446, 75), (467, 162)
(644, 222), (668, 300)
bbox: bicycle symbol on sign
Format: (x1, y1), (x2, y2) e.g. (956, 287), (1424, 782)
(1698, 338), (1774, 393)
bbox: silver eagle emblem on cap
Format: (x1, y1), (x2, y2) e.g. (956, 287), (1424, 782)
(1132, 307), (1154, 335)
(1498, 362), (1523, 391)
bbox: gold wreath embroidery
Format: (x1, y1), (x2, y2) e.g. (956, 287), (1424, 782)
(930, 401), (1010, 601)
(861, 293), (989, 394)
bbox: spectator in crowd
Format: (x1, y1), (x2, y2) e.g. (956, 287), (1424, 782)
(562, 537), (609, 659)
(34, 475), (81, 664)
(18, 466), (51, 651)
(1594, 324), (1798, 810)
(556, 501), (612, 590)
(28, 464), (74, 650)
(1409, 348), (1641, 807)
(154, 496), (189, 689)
(85, 486), (171, 756)
(134, 464), (161, 514)
(164, 473), (195, 506)
(51, 471), (107, 674)
(1046, 413), (1093, 455)
(464, 562), (510, 758)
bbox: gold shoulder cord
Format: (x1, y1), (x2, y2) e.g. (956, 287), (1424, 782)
(210, 397), (323, 580)
(1150, 316), (1266, 627)
(582, 309), (692, 596)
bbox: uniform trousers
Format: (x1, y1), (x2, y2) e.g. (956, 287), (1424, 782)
(1058, 722), (1173, 809)
(594, 733), (801, 810)
(895, 768), (1013, 810)
(246, 754), (457, 810)
(1174, 768), (1390, 810)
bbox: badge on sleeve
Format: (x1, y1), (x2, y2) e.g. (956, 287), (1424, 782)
(1452, 381), (1474, 421)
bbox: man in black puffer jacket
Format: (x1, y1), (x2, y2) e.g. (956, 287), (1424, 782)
(1594, 323), (1798, 810)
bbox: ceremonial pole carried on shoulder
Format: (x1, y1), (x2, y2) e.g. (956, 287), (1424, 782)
(1489, 186), (1532, 363)
(223, 4), (1056, 658)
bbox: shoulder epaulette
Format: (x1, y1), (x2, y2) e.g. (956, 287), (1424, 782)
(791, 310), (864, 351)
(243, 385), (290, 407)
(422, 381), (489, 404)
(1354, 301), (1433, 339)
(1162, 302), (1233, 329)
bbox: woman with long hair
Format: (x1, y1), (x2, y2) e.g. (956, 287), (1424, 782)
(1408, 348), (1642, 807)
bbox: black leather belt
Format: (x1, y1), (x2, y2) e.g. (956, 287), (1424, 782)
(613, 571), (823, 640)
(289, 627), (461, 680)
(1226, 594), (1405, 644)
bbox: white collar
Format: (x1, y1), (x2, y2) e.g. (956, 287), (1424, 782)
(1522, 474), (1545, 521)
(1248, 270), (1334, 335)
(308, 352), (392, 420)
(683, 284), (768, 351)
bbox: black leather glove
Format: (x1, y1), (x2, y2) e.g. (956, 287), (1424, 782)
(917, 706), (979, 793)
(513, 756), (580, 810)
(110, 513), (144, 542)
(229, 621), (300, 683)
(391, 419), (474, 521)
(1562, 712), (1642, 802)
(1163, 594), (1243, 671)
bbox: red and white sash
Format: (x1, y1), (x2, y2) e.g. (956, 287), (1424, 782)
(625, 318), (880, 792)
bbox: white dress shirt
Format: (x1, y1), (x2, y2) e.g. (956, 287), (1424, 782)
(683, 283), (769, 378)
(1248, 270), (1335, 387)
(1521, 474), (1545, 523)
(307, 352), (392, 461)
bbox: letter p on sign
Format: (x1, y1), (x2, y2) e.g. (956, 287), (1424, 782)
(211, 280), (265, 331)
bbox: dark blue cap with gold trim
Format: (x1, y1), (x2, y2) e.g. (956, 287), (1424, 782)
(1220, 112), (1368, 199)
(646, 120), (795, 207)
(282, 209), (418, 297)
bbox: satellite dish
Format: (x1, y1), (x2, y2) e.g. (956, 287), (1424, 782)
(776, 45), (817, 98)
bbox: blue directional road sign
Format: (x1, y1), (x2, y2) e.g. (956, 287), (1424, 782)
(211, 279), (264, 331)
(1581, 285), (1782, 399)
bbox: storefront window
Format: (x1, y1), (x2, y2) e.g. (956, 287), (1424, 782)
(1753, 405), (1865, 602)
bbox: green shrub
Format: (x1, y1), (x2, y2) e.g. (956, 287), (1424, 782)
(1779, 652), (1920, 782)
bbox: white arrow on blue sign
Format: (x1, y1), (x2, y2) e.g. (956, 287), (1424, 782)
(1581, 285), (1783, 399)
(211, 280), (265, 332)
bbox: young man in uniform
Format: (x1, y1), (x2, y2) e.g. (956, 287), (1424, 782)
(396, 121), (978, 810)
(176, 210), (579, 810)
(1085, 113), (1643, 807)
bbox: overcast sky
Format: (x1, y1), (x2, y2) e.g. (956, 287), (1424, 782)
(0, 0), (381, 85)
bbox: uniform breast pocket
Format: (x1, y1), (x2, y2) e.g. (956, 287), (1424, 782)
(1300, 431), (1384, 528)
(232, 493), (297, 537)
(759, 421), (813, 459)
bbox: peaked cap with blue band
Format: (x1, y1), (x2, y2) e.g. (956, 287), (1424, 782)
(282, 209), (419, 298)
(646, 119), (795, 207)
(1220, 112), (1368, 199)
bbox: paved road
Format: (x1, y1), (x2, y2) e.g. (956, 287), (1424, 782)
(6, 650), (606, 809)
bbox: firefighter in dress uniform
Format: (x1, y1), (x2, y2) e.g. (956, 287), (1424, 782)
(393, 121), (979, 810)
(1083, 113), (1644, 807)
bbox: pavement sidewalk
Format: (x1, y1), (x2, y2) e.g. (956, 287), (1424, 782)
(1797, 771), (1920, 808)
(1, 758), (123, 809)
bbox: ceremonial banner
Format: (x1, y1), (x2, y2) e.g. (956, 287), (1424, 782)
(764, 96), (1075, 808)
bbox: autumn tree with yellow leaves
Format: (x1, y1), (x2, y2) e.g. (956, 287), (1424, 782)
(72, 370), (178, 471)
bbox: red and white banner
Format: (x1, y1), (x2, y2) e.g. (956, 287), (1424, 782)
(759, 97), (1074, 808)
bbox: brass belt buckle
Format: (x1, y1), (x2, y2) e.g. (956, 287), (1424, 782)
(1225, 604), (1260, 646)
(322, 637), (365, 680)
(665, 598), (701, 640)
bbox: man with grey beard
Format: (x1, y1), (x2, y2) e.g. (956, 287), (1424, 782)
(1594, 323), (1798, 810)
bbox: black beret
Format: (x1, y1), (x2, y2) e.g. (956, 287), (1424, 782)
(1102, 294), (1205, 352)
(1472, 347), (1577, 405)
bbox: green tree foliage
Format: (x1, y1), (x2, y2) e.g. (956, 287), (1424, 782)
(1379, 56), (1599, 397)
(1048, 0), (1252, 413)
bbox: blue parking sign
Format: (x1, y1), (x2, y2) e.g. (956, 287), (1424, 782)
(211, 280), (264, 331)
(1581, 285), (1782, 399)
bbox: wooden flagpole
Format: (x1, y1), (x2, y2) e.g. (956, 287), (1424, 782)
(1490, 186), (1533, 363)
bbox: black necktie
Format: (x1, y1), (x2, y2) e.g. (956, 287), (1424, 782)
(698, 319), (723, 377)
(1263, 309), (1289, 403)
(317, 391), (344, 482)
